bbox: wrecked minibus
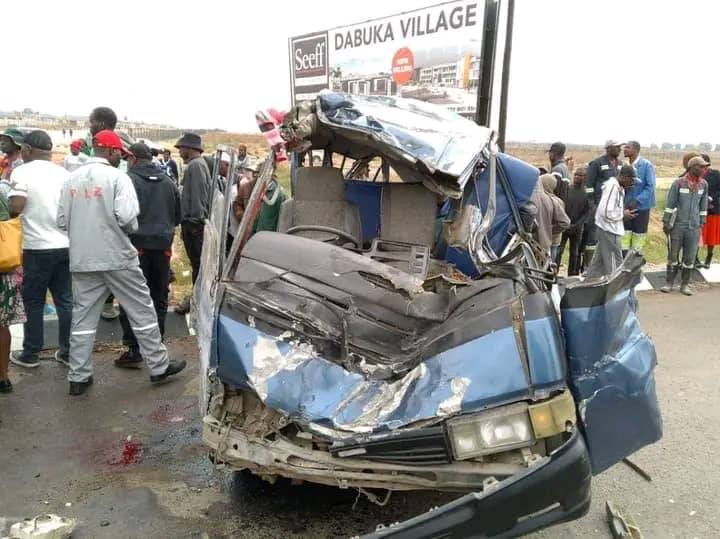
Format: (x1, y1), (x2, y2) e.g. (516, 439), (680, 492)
(197, 93), (662, 537)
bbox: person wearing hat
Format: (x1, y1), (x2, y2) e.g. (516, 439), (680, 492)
(6, 131), (73, 370)
(174, 132), (211, 315)
(621, 141), (656, 255)
(64, 139), (89, 173)
(114, 142), (181, 369)
(585, 164), (637, 278)
(661, 156), (709, 295)
(582, 140), (624, 270)
(57, 130), (186, 395)
(0, 128), (26, 180)
(83, 106), (132, 320)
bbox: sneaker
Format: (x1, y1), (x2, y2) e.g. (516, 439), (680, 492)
(114, 350), (143, 369)
(150, 359), (187, 384)
(174, 297), (191, 315)
(54, 350), (70, 367)
(68, 376), (94, 396)
(101, 302), (119, 320)
(10, 352), (40, 369)
(0, 379), (12, 393)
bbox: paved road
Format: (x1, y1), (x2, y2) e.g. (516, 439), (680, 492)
(1, 288), (718, 538)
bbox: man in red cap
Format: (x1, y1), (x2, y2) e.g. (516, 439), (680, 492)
(64, 139), (89, 173)
(57, 130), (186, 395)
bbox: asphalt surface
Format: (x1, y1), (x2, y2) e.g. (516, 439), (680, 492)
(1, 287), (718, 539)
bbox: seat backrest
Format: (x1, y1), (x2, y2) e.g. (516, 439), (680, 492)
(294, 166), (346, 201)
(278, 166), (361, 245)
(380, 183), (437, 248)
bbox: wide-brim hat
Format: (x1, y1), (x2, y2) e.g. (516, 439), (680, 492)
(174, 132), (203, 152)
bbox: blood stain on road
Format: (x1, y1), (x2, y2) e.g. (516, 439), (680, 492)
(108, 440), (143, 466)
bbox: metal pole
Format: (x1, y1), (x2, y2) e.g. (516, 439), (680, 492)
(476, 0), (500, 127)
(497, 0), (515, 151)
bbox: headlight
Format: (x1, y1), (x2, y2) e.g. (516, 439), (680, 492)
(447, 403), (535, 460)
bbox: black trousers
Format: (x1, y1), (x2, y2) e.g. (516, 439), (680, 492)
(119, 249), (171, 351)
(559, 225), (584, 276)
(182, 222), (205, 285)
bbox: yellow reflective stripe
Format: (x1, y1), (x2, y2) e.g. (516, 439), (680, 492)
(632, 233), (647, 253)
(621, 231), (632, 249)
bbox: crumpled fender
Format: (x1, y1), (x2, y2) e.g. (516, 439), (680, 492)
(560, 254), (663, 473)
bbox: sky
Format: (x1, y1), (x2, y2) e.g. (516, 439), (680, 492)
(1, 0), (715, 145)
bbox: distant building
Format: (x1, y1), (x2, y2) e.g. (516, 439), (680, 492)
(332, 73), (397, 97)
(414, 55), (480, 90)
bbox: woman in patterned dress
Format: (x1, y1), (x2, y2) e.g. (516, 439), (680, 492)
(0, 177), (25, 393)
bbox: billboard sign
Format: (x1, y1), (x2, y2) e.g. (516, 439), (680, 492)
(289, 1), (500, 124)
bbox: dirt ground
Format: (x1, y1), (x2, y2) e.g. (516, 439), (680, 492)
(1, 288), (719, 538)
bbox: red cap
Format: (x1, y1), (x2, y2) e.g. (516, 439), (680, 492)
(93, 130), (131, 157)
(70, 139), (84, 151)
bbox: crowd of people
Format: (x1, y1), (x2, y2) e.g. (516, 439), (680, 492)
(532, 140), (717, 295)
(0, 105), (287, 395)
(1, 109), (716, 395)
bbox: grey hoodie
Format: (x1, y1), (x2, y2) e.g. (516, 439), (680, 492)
(57, 157), (140, 272)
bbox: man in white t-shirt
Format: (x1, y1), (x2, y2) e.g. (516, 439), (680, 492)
(63, 139), (89, 172)
(7, 130), (73, 369)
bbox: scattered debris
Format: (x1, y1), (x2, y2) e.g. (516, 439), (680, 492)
(606, 501), (643, 539)
(63, 503), (71, 508)
(8, 514), (76, 539)
(100, 520), (111, 527)
(689, 510), (697, 517)
(668, 499), (675, 504)
(34, 474), (40, 479)
(622, 457), (652, 482)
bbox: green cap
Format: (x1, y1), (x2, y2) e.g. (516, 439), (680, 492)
(0, 128), (26, 150)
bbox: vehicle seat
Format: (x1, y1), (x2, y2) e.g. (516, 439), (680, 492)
(380, 183), (438, 248)
(277, 167), (362, 246)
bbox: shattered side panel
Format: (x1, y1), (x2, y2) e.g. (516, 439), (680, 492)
(561, 257), (663, 474)
(194, 190), (225, 414)
(216, 314), (533, 435)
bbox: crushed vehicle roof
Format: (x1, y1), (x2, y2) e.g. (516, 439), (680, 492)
(282, 91), (494, 198)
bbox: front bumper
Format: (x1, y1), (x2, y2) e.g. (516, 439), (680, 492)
(362, 429), (591, 539)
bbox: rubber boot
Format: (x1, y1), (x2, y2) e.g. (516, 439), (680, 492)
(705, 248), (714, 268)
(680, 268), (694, 296)
(660, 265), (678, 293)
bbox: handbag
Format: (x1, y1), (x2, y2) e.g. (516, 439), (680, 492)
(0, 217), (22, 271)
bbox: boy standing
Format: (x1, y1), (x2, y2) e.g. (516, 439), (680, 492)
(559, 167), (593, 276)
